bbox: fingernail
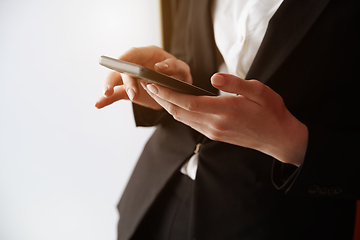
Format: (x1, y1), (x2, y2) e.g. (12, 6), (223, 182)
(127, 88), (135, 100)
(147, 84), (158, 94)
(212, 74), (225, 87)
(140, 81), (147, 91)
(155, 62), (169, 70)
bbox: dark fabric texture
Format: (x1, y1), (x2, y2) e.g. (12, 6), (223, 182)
(130, 172), (194, 240)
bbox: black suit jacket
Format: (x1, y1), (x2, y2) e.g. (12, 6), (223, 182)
(118, 0), (360, 239)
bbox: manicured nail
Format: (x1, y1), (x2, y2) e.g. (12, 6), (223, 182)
(140, 81), (147, 91)
(212, 74), (225, 87)
(147, 84), (158, 94)
(127, 88), (135, 100)
(155, 62), (169, 70)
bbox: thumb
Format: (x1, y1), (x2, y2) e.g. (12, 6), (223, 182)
(211, 73), (269, 105)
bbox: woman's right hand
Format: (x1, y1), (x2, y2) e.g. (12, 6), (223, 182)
(95, 45), (192, 110)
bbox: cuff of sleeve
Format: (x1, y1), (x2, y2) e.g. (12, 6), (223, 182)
(272, 160), (302, 192)
(132, 103), (170, 127)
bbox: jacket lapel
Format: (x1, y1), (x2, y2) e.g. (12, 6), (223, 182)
(246, 0), (330, 83)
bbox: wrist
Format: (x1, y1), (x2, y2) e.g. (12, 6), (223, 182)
(263, 112), (308, 167)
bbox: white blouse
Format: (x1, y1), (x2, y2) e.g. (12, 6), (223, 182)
(180, 0), (284, 180)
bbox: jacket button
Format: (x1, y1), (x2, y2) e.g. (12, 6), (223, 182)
(308, 185), (319, 194)
(194, 143), (201, 154)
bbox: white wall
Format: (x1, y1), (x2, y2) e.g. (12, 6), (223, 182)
(0, 0), (160, 239)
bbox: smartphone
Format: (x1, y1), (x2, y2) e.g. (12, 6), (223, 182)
(99, 56), (217, 96)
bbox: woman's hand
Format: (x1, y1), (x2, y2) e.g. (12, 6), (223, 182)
(143, 73), (308, 167)
(95, 45), (192, 110)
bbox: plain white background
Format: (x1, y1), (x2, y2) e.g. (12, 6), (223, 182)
(0, 0), (160, 239)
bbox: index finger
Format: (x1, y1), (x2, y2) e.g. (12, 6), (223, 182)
(119, 46), (174, 69)
(102, 71), (124, 97)
(146, 83), (219, 114)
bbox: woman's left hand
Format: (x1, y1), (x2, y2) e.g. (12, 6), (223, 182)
(143, 73), (308, 167)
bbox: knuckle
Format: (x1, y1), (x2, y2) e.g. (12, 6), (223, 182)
(167, 104), (178, 117)
(205, 118), (227, 141)
(175, 59), (192, 82)
(119, 47), (142, 62)
(123, 47), (138, 56)
(275, 93), (285, 106)
(173, 114), (181, 122)
(233, 78), (245, 91)
(121, 74), (137, 86)
(206, 128), (221, 141)
(177, 60), (190, 72)
(248, 79), (261, 85)
(185, 100), (198, 111)
(129, 46), (139, 51)
(149, 45), (159, 50)
(212, 120), (227, 132)
(249, 79), (266, 94)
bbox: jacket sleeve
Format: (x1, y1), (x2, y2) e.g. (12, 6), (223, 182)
(132, 103), (172, 127)
(272, 124), (360, 200)
(272, 76), (360, 200)
(270, 0), (360, 200)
